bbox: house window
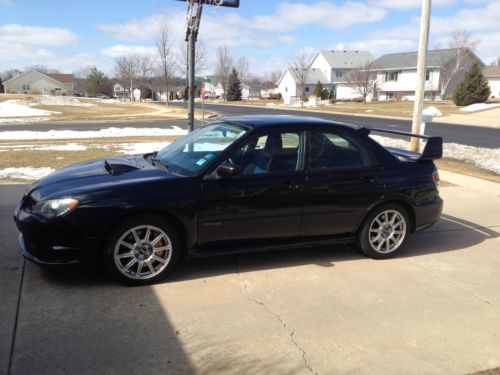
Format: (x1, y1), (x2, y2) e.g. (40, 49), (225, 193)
(426, 69), (432, 81)
(385, 72), (399, 82)
(335, 70), (343, 78)
(285, 87), (288, 92)
(22, 84), (31, 91)
(305, 87), (310, 93)
(386, 92), (395, 100)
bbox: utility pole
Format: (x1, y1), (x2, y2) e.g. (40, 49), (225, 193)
(410, 0), (432, 152)
(185, 1), (203, 132)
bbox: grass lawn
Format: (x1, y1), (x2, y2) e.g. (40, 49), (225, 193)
(214, 99), (478, 118)
(0, 94), (195, 122)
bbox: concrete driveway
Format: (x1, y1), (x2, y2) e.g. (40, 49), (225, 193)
(1, 172), (499, 375)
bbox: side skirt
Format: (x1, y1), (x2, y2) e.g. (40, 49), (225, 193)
(188, 236), (356, 259)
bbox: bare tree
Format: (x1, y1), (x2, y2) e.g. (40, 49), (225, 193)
(137, 54), (154, 101)
(114, 54), (139, 101)
(157, 22), (176, 104)
(0, 69), (22, 82)
(214, 45), (234, 101)
(236, 56), (250, 85)
(26, 65), (60, 74)
(345, 61), (378, 104)
(289, 49), (314, 105)
(178, 39), (208, 78)
(437, 29), (480, 99)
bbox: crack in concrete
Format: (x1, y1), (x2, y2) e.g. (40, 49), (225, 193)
(417, 262), (495, 308)
(7, 259), (25, 375)
(235, 257), (319, 375)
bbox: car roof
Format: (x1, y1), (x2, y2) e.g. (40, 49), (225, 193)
(218, 115), (363, 132)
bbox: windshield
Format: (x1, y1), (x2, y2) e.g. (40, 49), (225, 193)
(156, 122), (247, 176)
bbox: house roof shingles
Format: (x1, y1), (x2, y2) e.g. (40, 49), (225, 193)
(289, 68), (329, 85)
(47, 73), (75, 84)
(372, 48), (464, 70)
(483, 66), (500, 77)
(318, 50), (373, 69)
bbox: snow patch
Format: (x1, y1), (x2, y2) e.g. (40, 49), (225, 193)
(371, 135), (500, 174)
(0, 126), (188, 140)
(0, 100), (59, 118)
(423, 106), (442, 117)
(116, 142), (170, 154)
(0, 167), (54, 180)
(459, 103), (500, 112)
(29, 96), (95, 107)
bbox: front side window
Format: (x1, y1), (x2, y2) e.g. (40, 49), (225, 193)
(157, 122), (247, 176)
(225, 131), (302, 176)
(308, 130), (369, 170)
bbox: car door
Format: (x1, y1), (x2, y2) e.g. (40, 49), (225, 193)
(301, 129), (385, 237)
(198, 129), (307, 250)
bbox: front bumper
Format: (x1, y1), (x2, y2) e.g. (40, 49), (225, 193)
(14, 209), (95, 266)
(19, 234), (81, 266)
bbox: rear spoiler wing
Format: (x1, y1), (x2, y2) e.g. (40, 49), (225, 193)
(368, 128), (443, 161)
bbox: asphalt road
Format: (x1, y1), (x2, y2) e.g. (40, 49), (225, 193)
(173, 102), (500, 149)
(1, 103), (499, 149)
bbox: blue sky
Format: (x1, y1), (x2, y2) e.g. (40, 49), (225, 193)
(0, 0), (498, 76)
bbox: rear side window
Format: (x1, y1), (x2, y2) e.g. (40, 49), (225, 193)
(308, 130), (369, 170)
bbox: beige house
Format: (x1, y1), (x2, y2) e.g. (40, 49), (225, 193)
(3, 70), (74, 95)
(483, 66), (500, 98)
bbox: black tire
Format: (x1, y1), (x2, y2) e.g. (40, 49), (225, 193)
(103, 214), (180, 286)
(356, 203), (410, 259)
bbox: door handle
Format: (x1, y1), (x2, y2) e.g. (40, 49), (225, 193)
(281, 181), (300, 190)
(361, 176), (375, 183)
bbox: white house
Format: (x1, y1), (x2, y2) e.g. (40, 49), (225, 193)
(371, 48), (483, 101)
(113, 83), (129, 99)
(3, 70), (74, 95)
(277, 50), (373, 104)
(483, 66), (500, 98)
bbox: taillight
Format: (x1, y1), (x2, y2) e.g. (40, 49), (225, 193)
(432, 170), (440, 191)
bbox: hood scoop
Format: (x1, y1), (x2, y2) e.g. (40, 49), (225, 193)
(104, 158), (141, 175)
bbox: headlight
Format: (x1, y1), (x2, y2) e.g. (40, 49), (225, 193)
(33, 198), (79, 219)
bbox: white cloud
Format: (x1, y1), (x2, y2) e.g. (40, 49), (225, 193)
(0, 24), (79, 46)
(251, 1), (386, 32)
(279, 35), (297, 45)
(100, 45), (157, 58)
(97, 1), (386, 49)
(339, 38), (416, 57)
(0, 24), (84, 73)
(368, 0), (455, 10)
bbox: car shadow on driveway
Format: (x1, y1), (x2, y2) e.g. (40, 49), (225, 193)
(40, 213), (499, 285)
(173, 214), (499, 282)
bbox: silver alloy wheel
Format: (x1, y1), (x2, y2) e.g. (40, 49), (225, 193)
(114, 225), (172, 280)
(368, 210), (407, 254)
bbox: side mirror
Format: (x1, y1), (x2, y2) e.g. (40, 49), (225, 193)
(216, 164), (238, 178)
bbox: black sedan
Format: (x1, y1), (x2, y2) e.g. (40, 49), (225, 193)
(14, 116), (443, 285)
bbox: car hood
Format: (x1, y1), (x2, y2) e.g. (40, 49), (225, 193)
(28, 155), (176, 201)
